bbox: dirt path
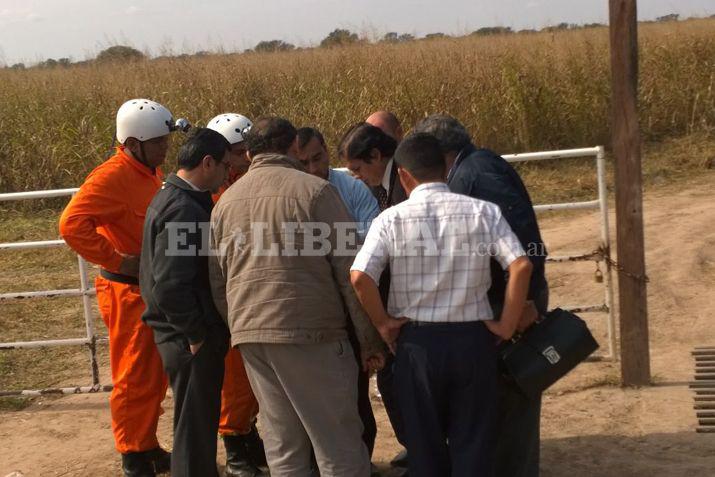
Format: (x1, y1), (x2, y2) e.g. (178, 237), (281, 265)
(2, 173), (715, 476)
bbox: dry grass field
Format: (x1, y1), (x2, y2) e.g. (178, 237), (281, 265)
(0, 19), (713, 199)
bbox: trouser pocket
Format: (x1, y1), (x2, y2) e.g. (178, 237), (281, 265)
(157, 338), (192, 378)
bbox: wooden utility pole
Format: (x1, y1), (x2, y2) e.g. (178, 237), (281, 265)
(608, 0), (651, 385)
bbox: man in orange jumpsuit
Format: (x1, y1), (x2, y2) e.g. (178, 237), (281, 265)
(60, 99), (183, 476)
(207, 113), (267, 477)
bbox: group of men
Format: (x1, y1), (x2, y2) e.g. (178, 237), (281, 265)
(59, 103), (265, 477)
(59, 99), (548, 477)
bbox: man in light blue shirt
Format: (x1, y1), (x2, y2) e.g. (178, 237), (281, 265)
(296, 127), (379, 240)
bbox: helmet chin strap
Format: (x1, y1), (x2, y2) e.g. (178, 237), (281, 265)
(137, 141), (157, 173)
(122, 139), (154, 172)
(138, 141), (147, 165)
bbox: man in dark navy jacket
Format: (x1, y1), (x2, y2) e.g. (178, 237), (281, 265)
(413, 115), (548, 477)
(140, 128), (232, 477)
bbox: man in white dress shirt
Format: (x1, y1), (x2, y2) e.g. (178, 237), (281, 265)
(350, 133), (533, 477)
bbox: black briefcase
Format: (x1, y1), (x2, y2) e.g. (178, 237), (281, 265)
(499, 307), (599, 399)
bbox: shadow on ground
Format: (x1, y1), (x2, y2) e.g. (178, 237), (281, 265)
(541, 432), (715, 477)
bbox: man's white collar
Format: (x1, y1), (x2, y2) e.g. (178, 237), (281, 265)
(381, 158), (394, 192)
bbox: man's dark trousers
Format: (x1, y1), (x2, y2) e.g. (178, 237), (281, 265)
(376, 264), (406, 449)
(394, 321), (498, 477)
(372, 163), (409, 449)
(494, 289), (549, 477)
(156, 324), (230, 477)
(376, 354), (406, 446)
(495, 383), (541, 477)
(347, 320), (378, 455)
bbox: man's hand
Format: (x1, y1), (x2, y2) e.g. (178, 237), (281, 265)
(118, 255), (140, 278)
(361, 351), (386, 374)
(487, 256), (533, 341)
(189, 340), (204, 355)
(485, 319), (509, 341)
(349, 270), (408, 354)
(376, 316), (409, 354)
(517, 300), (539, 334)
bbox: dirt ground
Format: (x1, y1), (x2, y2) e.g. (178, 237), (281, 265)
(2, 172), (715, 476)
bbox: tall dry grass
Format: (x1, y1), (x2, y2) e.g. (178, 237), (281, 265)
(0, 19), (713, 199)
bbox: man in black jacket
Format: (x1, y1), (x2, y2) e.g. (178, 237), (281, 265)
(413, 115), (548, 477)
(140, 128), (231, 477)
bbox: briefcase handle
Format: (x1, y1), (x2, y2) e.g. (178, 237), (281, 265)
(506, 312), (546, 344)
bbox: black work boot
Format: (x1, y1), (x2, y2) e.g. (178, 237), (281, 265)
(224, 435), (262, 477)
(146, 447), (171, 474)
(121, 452), (156, 477)
(243, 424), (268, 468)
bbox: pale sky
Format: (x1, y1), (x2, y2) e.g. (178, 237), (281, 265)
(0, 0), (712, 65)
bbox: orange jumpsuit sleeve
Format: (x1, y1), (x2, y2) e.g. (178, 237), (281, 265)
(59, 171), (127, 272)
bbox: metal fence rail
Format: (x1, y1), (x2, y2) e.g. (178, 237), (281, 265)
(506, 146), (616, 360)
(0, 187), (106, 397)
(0, 146), (615, 397)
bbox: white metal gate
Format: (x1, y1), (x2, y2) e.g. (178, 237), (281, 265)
(504, 146), (616, 360)
(0, 188), (111, 397)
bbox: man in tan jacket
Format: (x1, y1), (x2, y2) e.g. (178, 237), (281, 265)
(209, 117), (385, 477)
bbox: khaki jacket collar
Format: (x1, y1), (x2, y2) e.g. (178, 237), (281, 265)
(248, 153), (306, 173)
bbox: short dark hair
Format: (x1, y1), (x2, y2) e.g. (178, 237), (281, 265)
(337, 123), (397, 163)
(177, 128), (230, 170)
(411, 114), (471, 154)
(243, 117), (297, 156)
(296, 127), (326, 149)
(394, 133), (446, 181)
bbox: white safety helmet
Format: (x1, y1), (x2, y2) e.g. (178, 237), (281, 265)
(207, 113), (253, 145)
(116, 99), (175, 144)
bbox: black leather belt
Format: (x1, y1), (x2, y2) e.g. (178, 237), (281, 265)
(406, 320), (485, 328)
(406, 320), (449, 328)
(100, 269), (139, 286)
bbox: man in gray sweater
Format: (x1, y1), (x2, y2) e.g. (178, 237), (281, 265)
(209, 117), (385, 477)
